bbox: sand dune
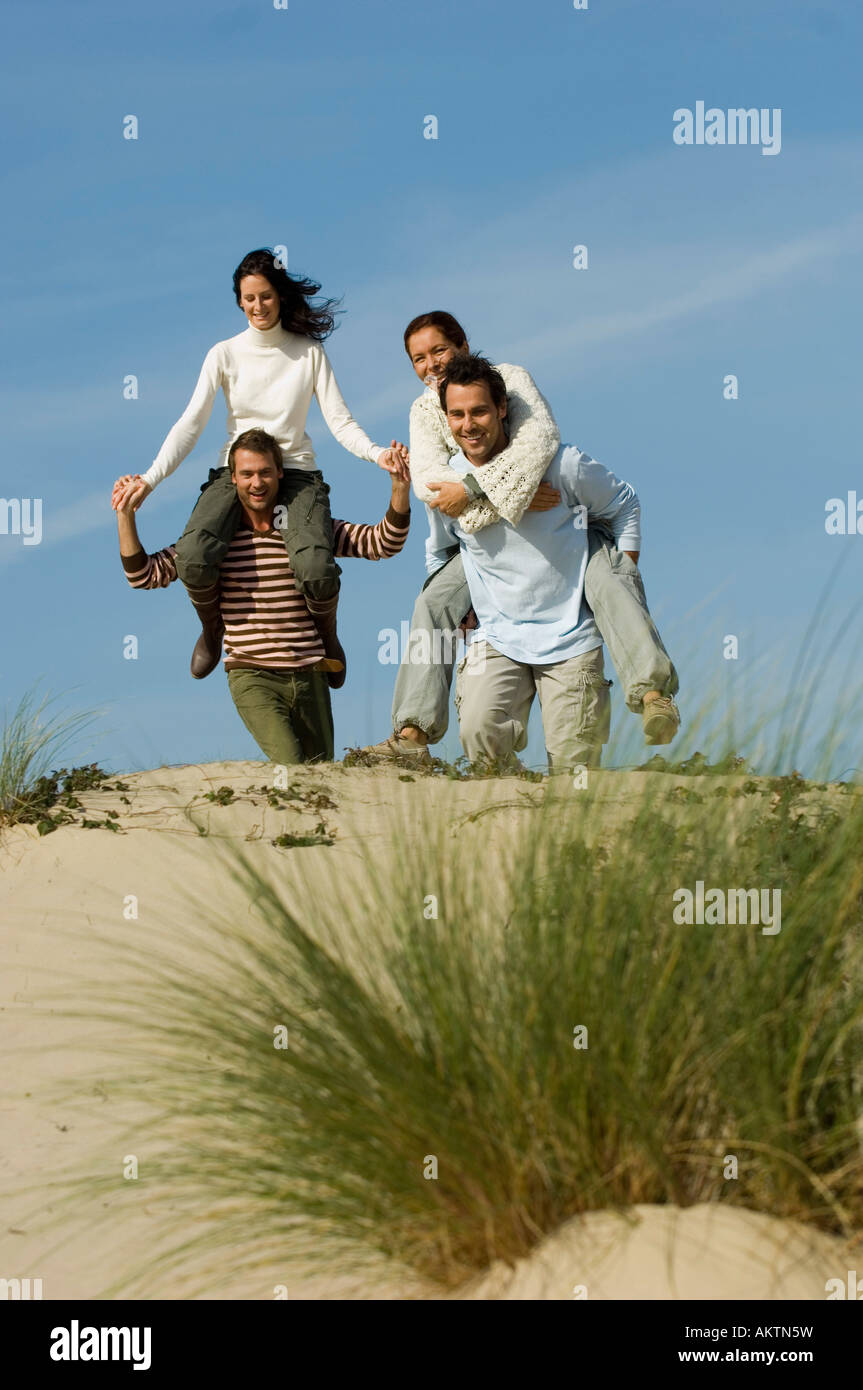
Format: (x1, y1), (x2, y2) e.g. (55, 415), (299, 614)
(459, 1204), (852, 1301)
(0, 761), (858, 1300)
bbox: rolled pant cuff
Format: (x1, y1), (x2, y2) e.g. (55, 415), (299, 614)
(305, 595), (339, 618)
(392, 716), (442, 744)
(626, 673), (680, 714)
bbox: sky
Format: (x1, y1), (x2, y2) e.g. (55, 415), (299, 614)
(1, 0), (862, 778)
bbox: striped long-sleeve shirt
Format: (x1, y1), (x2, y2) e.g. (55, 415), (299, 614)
(123, 506), (410, 672)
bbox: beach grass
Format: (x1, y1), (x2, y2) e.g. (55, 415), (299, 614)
(34, 750), (863, 1296)
(0, 685), (97, 829)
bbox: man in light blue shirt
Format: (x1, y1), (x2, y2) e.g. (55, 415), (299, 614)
(426, 354), (670, 770)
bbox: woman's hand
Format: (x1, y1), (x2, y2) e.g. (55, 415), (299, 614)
(427, 479), (469, 518)
(527, 481), (561, 512)
(377, 441), (410, 483)
(112, 474), (153, 511)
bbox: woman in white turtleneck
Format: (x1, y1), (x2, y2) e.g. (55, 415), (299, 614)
(111, 248), (408, 685)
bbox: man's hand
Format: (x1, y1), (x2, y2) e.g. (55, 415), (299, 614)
(112, 474), (152, 511)
(427, 479), (469, 518)
(377, 441), (410, 483)
(527, 481), (561, 512)
(115, 483), (145, 557)
(458, 606), (479, 638)
(390, 470), (411, 514)
(111, 476), (135, 508)
(114, 487), (140, 519)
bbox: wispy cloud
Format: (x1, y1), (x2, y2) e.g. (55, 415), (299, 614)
(0, 474), (204, 566)
(512, 214), (863, 368)
(321, 139), (863, 419)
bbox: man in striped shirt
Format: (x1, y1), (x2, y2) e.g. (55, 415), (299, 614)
(118, 427), (410, 764)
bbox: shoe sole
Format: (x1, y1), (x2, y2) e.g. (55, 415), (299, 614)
(644, 723), (679, 745)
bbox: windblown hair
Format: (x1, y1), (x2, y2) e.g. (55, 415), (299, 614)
(403, 310), (469, 356)
(228, 428), (284, 474)
(233, 249), (341, 341)
(438, 353), (508, 414)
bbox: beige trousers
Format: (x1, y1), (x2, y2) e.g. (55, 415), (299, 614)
(454, 640), (611, 771)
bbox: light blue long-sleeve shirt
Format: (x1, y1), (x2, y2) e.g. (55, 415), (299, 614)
(425, 444), (642, 666)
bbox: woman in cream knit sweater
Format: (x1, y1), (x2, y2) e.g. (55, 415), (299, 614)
(405, 313), (559, 533)
(365, 310), (679, 761)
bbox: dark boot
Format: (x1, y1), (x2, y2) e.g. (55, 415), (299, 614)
(188, 585), (224, 679)
(310, 603), (346, 689)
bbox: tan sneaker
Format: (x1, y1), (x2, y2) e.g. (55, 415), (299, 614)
(361, 734), (433, 766)
(642, 695), (681, 745)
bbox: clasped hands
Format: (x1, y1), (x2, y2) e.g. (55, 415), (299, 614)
(427, 478), (561, 519)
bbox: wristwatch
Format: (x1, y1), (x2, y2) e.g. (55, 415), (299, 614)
(461, 472), (486, 501)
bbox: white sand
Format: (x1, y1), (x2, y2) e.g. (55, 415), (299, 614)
(460, 1204), (855, 1301)
(0, 761), (857, 1300)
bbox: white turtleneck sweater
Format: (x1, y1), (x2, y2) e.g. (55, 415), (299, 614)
(142, 323), (383, 490)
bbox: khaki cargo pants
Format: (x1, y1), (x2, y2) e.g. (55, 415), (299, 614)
(454, 640), (611, 771)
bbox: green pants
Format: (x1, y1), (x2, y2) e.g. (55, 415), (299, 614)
(227, 666), (335, 765)
(174, 466), (341, 600)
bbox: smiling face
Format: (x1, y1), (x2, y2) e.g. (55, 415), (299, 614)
(406, 325), (466, 389)
(443, 381), (507, 466)
(230, 448), (283, 516)
(239, 274), (282, 330)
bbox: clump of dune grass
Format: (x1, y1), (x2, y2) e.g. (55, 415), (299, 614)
(0, 686), (98, 828)
(28, 750), (863, 1297)
(601, 596), (863, 782)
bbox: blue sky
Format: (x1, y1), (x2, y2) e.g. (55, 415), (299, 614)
(1, 0), (861, 776)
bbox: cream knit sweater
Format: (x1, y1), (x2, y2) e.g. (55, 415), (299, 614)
(408, 363), (560, 533)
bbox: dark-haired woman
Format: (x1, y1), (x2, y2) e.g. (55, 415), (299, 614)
(403, 310), (560, 530)
(365, 310), (679, 761)
(111, 249), (407, 686)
